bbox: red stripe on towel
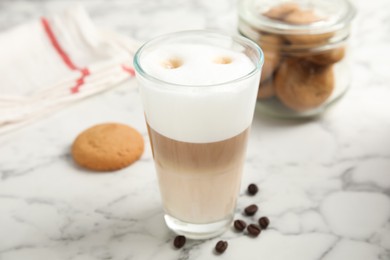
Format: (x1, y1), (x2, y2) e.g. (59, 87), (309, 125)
(41, 17), (90, 93)
(121, 65), (135, 76)
(70, 69), (90, 94)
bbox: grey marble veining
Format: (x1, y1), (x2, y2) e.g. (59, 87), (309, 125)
(1, 0), (390, 259)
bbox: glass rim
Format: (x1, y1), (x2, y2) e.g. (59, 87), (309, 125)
(133, 30), (264, 89)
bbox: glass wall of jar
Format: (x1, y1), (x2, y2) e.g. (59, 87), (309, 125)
(238, 0), (356, 118)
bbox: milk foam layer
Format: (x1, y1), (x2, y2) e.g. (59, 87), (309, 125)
(138, 43), (261, 143)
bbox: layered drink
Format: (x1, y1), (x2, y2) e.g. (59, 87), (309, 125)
(133, 31), (263, 239)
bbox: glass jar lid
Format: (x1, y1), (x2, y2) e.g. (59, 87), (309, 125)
(238, 0), (356, 35)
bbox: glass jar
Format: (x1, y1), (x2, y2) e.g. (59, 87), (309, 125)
(238, 0), (356, 118)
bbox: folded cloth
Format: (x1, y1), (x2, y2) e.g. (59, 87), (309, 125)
(0, 5), (139, 135)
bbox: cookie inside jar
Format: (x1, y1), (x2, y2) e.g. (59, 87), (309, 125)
(238, 0), (355, 118)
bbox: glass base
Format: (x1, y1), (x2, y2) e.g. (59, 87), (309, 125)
(164, 214), (232, 240)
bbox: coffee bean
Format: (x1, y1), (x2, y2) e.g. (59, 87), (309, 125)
(247, 183), (258, 195)
(215, 240), (228, 254)
(244, 204), (258, 216)
(234, 219), (247, 232)
(247, 224), (261, 237)
(259, 216), (270, 229)
(173, 235), (186, 249)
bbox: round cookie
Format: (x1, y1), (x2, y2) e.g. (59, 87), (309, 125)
(72, 123), (144, 171)
(306, 47), (345, 65)
(282, 9), (334, 45)
(285, 32), (334, 45)
(258, 79), (275, 99)
(274, 59), (334, 111)
(261, 49), (281, 83)
(258, 35), (283, 82)
(263, 2), (301, 21)
(283, 9), (322, 25)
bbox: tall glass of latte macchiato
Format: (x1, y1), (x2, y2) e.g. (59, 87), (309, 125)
(134, 31), (263, 239)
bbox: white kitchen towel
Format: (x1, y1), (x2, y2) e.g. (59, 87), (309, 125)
(0, 5), (140, 135)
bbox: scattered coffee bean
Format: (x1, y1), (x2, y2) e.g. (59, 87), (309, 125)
(234, 219), (247, 232)
(215, 240), (228, 254)
(244, 204), (258, 216)
(259, 216), (270, 229)
(247, 183), (258, 195)
(247, 224), (261, 237)
(173, 235), (186, 249)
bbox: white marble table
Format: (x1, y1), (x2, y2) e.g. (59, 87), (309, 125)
(1, 0), (390, 259)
